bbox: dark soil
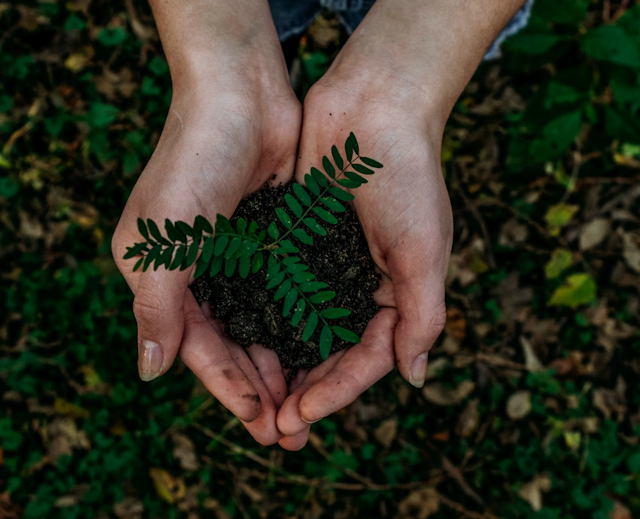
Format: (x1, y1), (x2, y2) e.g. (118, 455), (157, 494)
(190, 181), (379, 370)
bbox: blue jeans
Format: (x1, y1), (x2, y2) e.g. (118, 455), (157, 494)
(268, 0), (535, 60)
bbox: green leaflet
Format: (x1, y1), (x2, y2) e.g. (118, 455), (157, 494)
(147, 219), (170, 245)
(194, 237), (214, 278)
(319, 325), (332, 360)
(293, 183), (311, 206)
(194, 214), (213, 234)
(266, 270), (285, 290)
(329, 187), (354, 201)
(320, 196), (346, 212)
(292, 299), (306, 327)
(238, 255), (251, 279)
(321, 308), (351, 319)
(137, 218), (149, 240)
(303, 312), (319, 341)
(170, 245), (186, 270)
(274, 279), (292, 301)
(282, 288), (298, 317)
(210, 255), (223, 276)
(352, 163), (374, 175)
(305, 174), (320, 195)
(344, 171), (367, 184)
(322, 156), (336, 179)
(268, 221), (279, 240)
(214, 235), (229, 256)
(332, 326), (361, 343)
(308, 291), (336, 304)
(252, 251), (264, 273)
(360, 156), (383, 168)
(224, 237), (242, 259)
(312, 207), (337, 224)
(331, 145), (344, 170)
(293, 228), (314, 245)
(285, 193), (303, 218)
(276, 207), (292, 228)
(310, 167), (328, 187)
(303, 217), (326, 236)
(224, 257), (237, 277)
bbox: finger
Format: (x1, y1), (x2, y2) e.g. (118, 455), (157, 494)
(230, 342), (283, 446)
(202, 307), (283, 445)
(179, 293), (263, 423)
(278, 426), (310, 451)
(388, 237), (449, 388)
(133, 266), (191, 381)
(277, 350), (347, 436)
(246, 344), (288, 408)
(298, 308), (398, 423)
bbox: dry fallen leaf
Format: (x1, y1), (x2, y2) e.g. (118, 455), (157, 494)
(593, 379), (627, 422)
(518, 474), (551, 512)
(520, 336), (544, 372)
(172, 433), (199, 471)
(424, 357), (450, 381)
(609, 498), (632, 519)
(149, 468), (185, 504)
(622, 232), (640, 273)
(41, 418), (91, 463)
(423, 381), (475, 406)
(0, 492), (20, 519)
(456, 398), (480, 437)
(374, 419), (398, 448)
(54, 397), (90, 418)
(396, 487), (440, 519)
(506, 391), (532, 420)
(113, 497), (144, 518)
(579, 218), (610, 250)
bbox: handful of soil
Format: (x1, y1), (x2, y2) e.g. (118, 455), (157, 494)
(190, 181), (379, 370)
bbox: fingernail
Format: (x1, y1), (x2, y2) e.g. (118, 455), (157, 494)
(138, 339), (164, 381)
(409, 352), (429, 388)
(302, 417), (321, 425)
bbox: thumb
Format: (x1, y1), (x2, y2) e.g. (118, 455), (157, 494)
(132, 267), (189, 381)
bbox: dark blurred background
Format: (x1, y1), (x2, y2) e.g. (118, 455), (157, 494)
(1, 1), (639, 518)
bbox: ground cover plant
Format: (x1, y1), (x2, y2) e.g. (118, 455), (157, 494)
(125, 134), (382, 363)
(1, 1), (640, 518)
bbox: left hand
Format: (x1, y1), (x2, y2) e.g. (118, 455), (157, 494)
(275, 75), (453, 449)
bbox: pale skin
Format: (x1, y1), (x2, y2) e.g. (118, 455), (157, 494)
(112, 0), (527, 449)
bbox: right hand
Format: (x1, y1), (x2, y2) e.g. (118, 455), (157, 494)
(112, 29), (302, 444)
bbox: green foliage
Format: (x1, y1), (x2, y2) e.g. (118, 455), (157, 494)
(125, 133), (382, 360)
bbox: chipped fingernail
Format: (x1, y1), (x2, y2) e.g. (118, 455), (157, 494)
(302, 417), (322, 425)
(409, 352), (429, 388)
(138, 339), (164, 381)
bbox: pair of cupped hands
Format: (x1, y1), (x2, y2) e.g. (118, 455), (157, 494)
(112, 32), (453, 450)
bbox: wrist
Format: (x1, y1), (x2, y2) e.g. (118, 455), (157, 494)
(150, 0), (291, 100)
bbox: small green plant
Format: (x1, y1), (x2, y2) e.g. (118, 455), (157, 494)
(124, 133), (382, 360)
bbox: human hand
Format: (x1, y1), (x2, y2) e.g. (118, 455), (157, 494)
(275, 76), (453, 448)
(112, 0), (301, 444)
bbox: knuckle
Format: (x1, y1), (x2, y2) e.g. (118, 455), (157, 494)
(428, 303), (448, 336)
(132, 297), (165, 326)
(183, 304), (207, 328)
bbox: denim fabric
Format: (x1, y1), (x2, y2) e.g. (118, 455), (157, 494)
(268, 0), (535, 60)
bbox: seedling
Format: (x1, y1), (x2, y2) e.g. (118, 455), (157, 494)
(124, 132), (382, 360)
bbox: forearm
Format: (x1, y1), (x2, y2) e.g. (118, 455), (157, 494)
(149, 0), (289, 96)
(326, 0), (526, 131)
